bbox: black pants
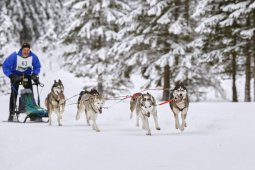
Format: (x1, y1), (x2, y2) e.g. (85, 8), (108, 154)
(9, 77), (33, 115)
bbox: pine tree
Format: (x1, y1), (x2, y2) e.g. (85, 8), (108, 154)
(35, 0), (65, 53)
(3, 0), (64, 44)
(194, 0), (255, 102)
(112, 0), (204, 100)
(0, 2), (17, 93)
(62, 0), (132, 96)
(0, 2), (17, 58)
(193, 0), (250, 102)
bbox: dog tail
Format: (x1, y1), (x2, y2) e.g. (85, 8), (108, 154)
(77, 91), (85, 108)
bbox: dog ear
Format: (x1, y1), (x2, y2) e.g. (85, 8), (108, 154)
(174, 81), (181, 90)
(54, 80), (57, 83)
(151, 95), (156, 105)
(150, 95), (155, 105)
(179, 81), (183, 86)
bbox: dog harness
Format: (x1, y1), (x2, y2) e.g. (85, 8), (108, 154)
(51, 92), (65, 105)
(174, 97), (188, 111)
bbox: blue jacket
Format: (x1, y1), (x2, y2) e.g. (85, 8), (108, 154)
(2, 49), (41, 77)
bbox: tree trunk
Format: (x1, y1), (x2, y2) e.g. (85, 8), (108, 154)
(162, 65), (170, 101)
(174, 0), (180, 21)
(184, 0), (189, 25)
(232, 53), (238, 102)
(253, 52), (255, 101)
(97, 73), (103, 95)
(245, 54), (251, 102)
(253, 13), (255, 101)
(253, 55), (255, 101)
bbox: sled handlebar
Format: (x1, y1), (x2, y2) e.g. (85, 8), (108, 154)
(32, 82), (44, 87)
(11, 76), (44, 87)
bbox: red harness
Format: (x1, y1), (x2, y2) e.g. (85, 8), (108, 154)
(131, 93), (142, 100)
(158, 99), (173, 106)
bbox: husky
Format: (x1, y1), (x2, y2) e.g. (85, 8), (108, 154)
(169, 81), (189, 131)
(76, 89), (104, 132)
(45, 80), (65, 126)
(135, 93), (160, 135)
(129, 92), (142, 119)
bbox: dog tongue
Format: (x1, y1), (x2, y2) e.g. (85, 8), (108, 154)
(175, 97), (183, 103)
(57, 92), (65, 99)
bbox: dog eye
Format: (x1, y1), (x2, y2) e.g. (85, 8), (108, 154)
(149, 106), (151, 108)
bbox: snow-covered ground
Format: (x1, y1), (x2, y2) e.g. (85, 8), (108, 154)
(1, 68), (255, 170)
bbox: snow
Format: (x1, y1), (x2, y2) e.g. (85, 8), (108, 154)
(1, 68), (255, 170)
(168, 20), (182, 34)
(1, 1), (255, 168)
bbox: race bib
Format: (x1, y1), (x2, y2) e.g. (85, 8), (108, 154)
(16, 55), (33, 72)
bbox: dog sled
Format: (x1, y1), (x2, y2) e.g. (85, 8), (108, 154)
(9, 79), (48, 123)
(18, 88), (48, 123)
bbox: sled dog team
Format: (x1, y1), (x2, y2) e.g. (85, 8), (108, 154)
(46, 80), (189, 135)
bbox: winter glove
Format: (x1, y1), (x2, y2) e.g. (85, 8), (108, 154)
(31, 74), (39, 84)
(9, 74), (23, 84)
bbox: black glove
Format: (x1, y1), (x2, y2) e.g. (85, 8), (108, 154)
(9, 74), (22, 84)
(31, 74), (39, 84)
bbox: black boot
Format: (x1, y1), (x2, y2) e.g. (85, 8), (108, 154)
(8, 114), (14, 122)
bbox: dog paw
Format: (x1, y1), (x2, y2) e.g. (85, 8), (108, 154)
(96, 129), (100, 132)
(146, 133), (151, 136)
(59, 124), (62, 126)
(156, 127), (161, 130)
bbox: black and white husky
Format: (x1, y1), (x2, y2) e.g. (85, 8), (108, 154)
(134, 93), (160, 135)
(76, 89), (104, 132)
(169, 81), (189, 131)
(45, 80), (65, 126)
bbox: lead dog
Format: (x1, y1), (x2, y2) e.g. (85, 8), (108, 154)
(76, 89), (104, 132)
(169, 81), (189, 131)
(134, 92), (160, 135)
(45, 80), (65, 126)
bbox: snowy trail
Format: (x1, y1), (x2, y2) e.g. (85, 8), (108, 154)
(1, 69), (255, 170)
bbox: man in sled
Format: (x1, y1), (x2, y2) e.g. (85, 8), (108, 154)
(2, 43), (41, 122)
